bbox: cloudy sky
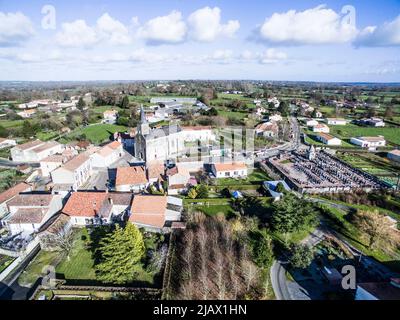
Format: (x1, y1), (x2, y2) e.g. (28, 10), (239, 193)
(0, 0), (399, 82)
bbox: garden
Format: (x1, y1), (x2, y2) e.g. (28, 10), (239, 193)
(18, 225), (166, 288)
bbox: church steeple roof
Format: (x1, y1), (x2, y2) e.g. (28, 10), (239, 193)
(140, 105), (147, 123)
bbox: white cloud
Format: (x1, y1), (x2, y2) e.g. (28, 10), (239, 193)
(96, 13), (131, 45)
(56, 13), (133, 47)
(0, 12), (34, 46)
(188, 7), (240, 42)
(137, 11), (187, 44)
(258, 49), (287, 64)
(258, 5), (358, 45)
(355, 15), (400, 47)
(56, 20), (98, 47)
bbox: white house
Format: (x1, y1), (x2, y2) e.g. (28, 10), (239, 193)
(167, 165), (191, 195)
(180, 126), (215, 143)
(103, 110), (118, 124)
(40, 154), (70, 177)
(0, 182), (32, 220)
(255, 122), (279, 137)
(325, 118), (347, 125)
(267, 97), (280, 108)
(62, 192), (132, 226)
(129, 194), (182, 231)
(115, 166), (148, 192)
(0, 138), (16, 149)
(311, 124), (330, 133)
(268, 114), (283, 122)
(17, 109), (37, 118)
(255, 106), (266, 116)
(51, 153), (92, 191)
(316, 133), (342, 146)
(305, 119), (319, 127)
(4, 194), (63, 235)
(90, 141), (123, 168)
(11, 140), (65, 162)
(350, 136), (386, 149)
(211, 162), (248, 178)
(387, 149), (400, 162)
(359, 118), (385, 127)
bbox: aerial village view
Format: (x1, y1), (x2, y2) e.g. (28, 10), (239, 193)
(0, 0), (400, 309)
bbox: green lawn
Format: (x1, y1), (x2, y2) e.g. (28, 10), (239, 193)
(0, 255), (15, 273)
(61, 124), (128, 144)
(56, 228), (157, 286)
(320, 204), (400, 273)
(0, 119), (24, 129)
(329, 124), (400, 146)
(56, 229), (96, 281)
(215, 169), (270, 186)
(217, 110), (248, 120)
(18, 250), (59, 287)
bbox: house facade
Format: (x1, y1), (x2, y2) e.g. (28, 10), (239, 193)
(51, 153), (92, 191)
(90, 141), (123, 168)
(387, 150), (400, 162)
(316, 133), (342, 146)
(350, 136), (386, 149)
(62, 191), (132, 226)
(211, 162), (248, 178)
(325, 118), (347, 125)
(11, 140), (64, 162)
(3, 194), (63, 235)
(0, 138), (16, 149)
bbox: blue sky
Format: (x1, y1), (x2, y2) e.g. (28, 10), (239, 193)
(0, 0), (399, 81)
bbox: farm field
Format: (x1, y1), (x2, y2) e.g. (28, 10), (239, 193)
(60, 124), (128, 144)
(329, 124), (400, 146)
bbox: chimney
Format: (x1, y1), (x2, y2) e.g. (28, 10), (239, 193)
(108, 197), (113, 205)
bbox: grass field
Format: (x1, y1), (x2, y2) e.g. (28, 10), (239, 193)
(56, 228), (156, 286)
(61, 124), (128, 144)
(56, 229), (97, 281)
(18, 250), (59, 287)
(329, 124), (400, 146)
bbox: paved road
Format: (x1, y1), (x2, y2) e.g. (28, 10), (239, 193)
(270, 260), (292, 300)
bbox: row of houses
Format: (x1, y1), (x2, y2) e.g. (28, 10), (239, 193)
(0, 190), (182, 236)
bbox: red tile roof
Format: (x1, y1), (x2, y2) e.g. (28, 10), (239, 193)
(62, 192), (107, 217)
(116, 166), (148, 186)
(0, 183), (31, 205)
(213, 162), (247, 172)
(129, 195), (167, 228)
(7, 208), (47, 224)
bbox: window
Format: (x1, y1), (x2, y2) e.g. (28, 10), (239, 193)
(225, 172), (230, 177)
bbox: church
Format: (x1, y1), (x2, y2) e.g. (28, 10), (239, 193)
(135, 106), (215, 163)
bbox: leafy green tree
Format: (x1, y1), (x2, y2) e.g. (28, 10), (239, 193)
(120, 95), (130, 109)
(278, 101), (289, 116)
(275, 182), (286, 193)
(77, 97), (86, 111)
(271, 194), (318, 237)
(251, 230), (274, 269)
(196, 184), (209, 199)
(96, 224), (145, 284)
(117, 117), (129, 126)
(187, 187), (198, 199)
(289, 244), (314, 269)
(21, 120), (35, 138)
(0, 125), (8, 138)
